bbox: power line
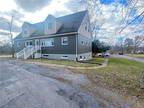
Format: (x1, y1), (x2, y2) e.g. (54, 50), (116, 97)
(119, 10), (144, 33)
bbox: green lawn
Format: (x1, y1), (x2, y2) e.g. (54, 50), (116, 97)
(128, 54), (144, 59)
(71, 58), (144, 102)
(28, 58), (105, 67)
(28, 57), (144, 105)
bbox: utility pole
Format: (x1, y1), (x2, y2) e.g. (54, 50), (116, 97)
(9, 15), (14, 58)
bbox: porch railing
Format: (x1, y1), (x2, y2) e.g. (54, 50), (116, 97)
(16, 46), (41, 59)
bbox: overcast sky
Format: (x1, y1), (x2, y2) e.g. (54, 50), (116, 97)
(0, 0), (73, 42)
(0, 0), (143, 45)
(0, 0), (72, 25)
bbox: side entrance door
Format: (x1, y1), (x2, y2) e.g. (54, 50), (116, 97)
(35, 39), (40, 50)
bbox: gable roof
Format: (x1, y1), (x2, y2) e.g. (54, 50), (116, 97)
(56, 10), (87, 34)
(15, 10), (87, 40)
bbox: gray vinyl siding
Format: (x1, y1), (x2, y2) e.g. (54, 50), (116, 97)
(77, 12), (92, 54)
(41, 35), (76, 54)
(77, 34), (92, 54)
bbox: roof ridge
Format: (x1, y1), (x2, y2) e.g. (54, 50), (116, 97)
(23, 10), (88, 26)
(57, 10), (87, 19)
(15, 10), (88, 39)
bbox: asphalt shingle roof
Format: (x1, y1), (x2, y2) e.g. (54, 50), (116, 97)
(15, 10), (87, 40)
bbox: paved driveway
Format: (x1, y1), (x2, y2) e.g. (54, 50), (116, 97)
(0, 58), (132, 108)
(0, 59), (99, 108)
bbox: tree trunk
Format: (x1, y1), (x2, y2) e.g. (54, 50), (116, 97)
(12, 44), (15, 58)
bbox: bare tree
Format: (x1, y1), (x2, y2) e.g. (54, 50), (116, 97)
(124, 38), (134, 53)
(134, 35), (144, 53)
(2, 10), (23, 57)
(9, 15), (14, 57)
(0, 41), (12, 55)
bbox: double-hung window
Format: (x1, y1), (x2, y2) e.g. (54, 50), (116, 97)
(41, 38), (54, 47)
(25, 40), (32, 47)
(48, 23), (52, 29)
(61, 37), (68, 45)
(45, 38), (54, 47)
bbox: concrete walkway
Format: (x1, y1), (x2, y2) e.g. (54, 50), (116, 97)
(26, 59), (108, 70)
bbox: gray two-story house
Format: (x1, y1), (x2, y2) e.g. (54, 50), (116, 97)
(14, 10), (92, 61)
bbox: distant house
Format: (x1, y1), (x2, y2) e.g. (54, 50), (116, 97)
(14, 10), (92, 61)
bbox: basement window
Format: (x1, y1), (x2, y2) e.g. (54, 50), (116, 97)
(43, 54), (49, 57)
(61, 56), (68, 60)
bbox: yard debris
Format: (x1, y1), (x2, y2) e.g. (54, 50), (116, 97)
(140, 71), (144, 89)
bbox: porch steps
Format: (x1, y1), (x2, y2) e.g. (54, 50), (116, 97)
(16, 46), (40, 59)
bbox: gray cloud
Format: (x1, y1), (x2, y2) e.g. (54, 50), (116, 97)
(65, 0), (87, 12)
(15, 0), (52, 12)
(0, 31), (10, 36)
(54, 11), (69, 17)
(0, 17), (21, 33)
(4, 10), (24, 20)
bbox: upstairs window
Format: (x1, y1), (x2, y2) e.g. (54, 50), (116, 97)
(81, 41), (84, 45)
(85, 22), (90, 32)
(48, 23), (52, 29)
(61, 37), (68, 45)
(23, 29), (29, 37)
(85, 23), (88, 31)
(88, 27), (90, 32)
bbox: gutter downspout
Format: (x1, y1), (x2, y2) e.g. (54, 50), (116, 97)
(76, 34), (78, 61)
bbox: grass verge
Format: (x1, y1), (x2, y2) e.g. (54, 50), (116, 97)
(70, 57), (144, 104)
(128, 54), (144, 59)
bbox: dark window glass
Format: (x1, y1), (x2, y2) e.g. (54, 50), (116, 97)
(81, 41), (84, 44)
(30, 42), (32, 45)
(27, 42), (29, 45)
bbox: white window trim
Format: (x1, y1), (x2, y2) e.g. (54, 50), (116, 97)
(41, 38), (54, 47)
(61, 37), (68, 45)
(61, 56), (68, 60)
(25, 40), (33, 47)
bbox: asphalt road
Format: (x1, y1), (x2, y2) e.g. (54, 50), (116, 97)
(112, 55), (144, 63)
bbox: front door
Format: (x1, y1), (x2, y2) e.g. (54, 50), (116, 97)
(35, 39), (40, 50)
(35, 39), (40, 46)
